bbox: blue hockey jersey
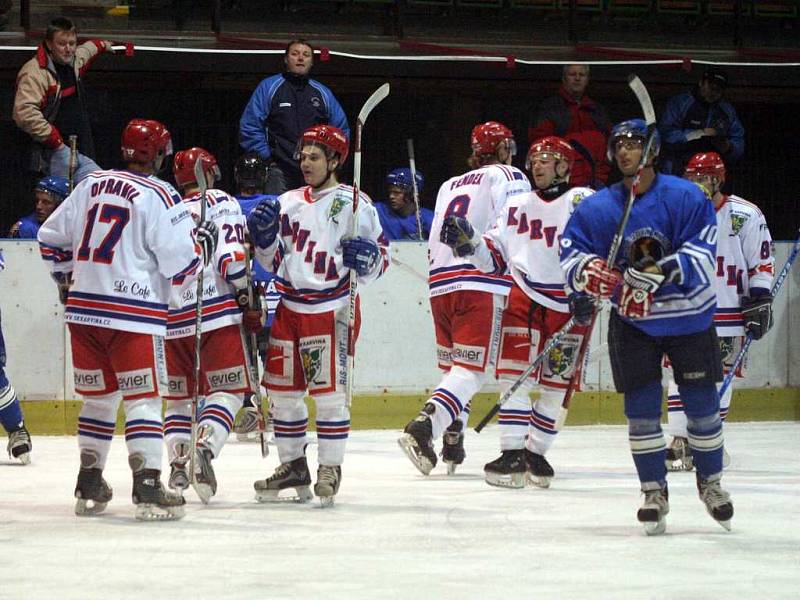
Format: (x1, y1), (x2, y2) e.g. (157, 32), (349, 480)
(236, 193), (282, 327)
(560, 174), (718, 336)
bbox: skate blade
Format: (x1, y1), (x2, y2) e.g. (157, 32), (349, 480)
(484, 472), (525, 489)
(74, 498), (108, 516)
(525, 473), (552, 489)
(168, 473), (190, 492)
(446, 462), (457, 476)
(397, 436), (434, 476)
(642, 518), (667, 536)
(17, 452), (31, 465)
(715, 518), (732, 532)
(254, 485), (313, 504)
(318, 495), (335, 508)
(134, 503), (185, 521)
(192, 481), (215, 505)
(236, 431), (260, 443)
(665, 459), (694, 472)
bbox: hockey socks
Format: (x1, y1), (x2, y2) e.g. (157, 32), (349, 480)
(497, 378), (531, 451)
(316, 404), (350, 467)
(427, 366), (484, 439)
(625, 381), (668, 486)
(198, 392), (243, 458)
(123, 397), (164, 470)
(0, 383), (24, 433)
(271, 396), (309, 464)
(77, 395), (122, 470)
(527, 389), (561, 455)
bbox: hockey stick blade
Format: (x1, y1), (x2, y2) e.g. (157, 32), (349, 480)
(357, 83), (390, 129)
(627, 74), (656, 126)
(194, 156), (208, 197)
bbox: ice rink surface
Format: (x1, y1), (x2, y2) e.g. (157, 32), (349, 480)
(2, 422), (798, 599)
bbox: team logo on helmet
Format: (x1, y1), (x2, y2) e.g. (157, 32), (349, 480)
(730, 213), (748, 236)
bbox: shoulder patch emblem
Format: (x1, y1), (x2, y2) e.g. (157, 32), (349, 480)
(730, 213), (748, 236)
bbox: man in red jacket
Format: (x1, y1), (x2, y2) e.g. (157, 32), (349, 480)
(528, 64), (611, 189)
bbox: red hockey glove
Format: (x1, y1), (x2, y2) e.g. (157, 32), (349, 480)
(619, 267), (665, 319)
(575, 257), (621, 299)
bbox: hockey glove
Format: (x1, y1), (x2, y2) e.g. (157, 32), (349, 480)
(196, 220), (219, 266)
(574, 256), (621, 299)
(247, 198), (281, 248)
(51, 271), (73, 305)
(619, 267), (665, 319)
(440, 215), (478, 258)
(235, 287), (265, 334)
(341, 236), (381, 277)
(568, 293), (595, 327)
(741, 293), (773, 340)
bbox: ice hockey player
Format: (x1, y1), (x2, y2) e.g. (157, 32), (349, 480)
(249, 125), (388, 507)
(0, 251), (32, 464)
(398, 121), (531, 476)
(163, 147), (264, 503)
(375, 167), (434, 240)
(9, 175), (69, 238)
(37, 119), (218, 521)
(664, 151), (774, 471)
(560, 119), (733, 534)
(439, 136), (594, 488)
(231, 153), (281, 443)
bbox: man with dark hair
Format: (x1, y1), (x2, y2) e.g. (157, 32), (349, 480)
(239, 39), (350, 194)
(658, 67), (745, 176)
(13, 17), (116, 183)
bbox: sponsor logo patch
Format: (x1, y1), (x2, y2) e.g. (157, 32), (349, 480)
(299, 335), (330, 386)
(452, 344), (485, 367)
(167, 375), (188, 396)
(74, 369), (105, 391)
(206, 366), (246, 391)
(117, 368), (155, 395)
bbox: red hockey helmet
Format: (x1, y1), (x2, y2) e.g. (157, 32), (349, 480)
(295, 125), (349, 165)
(470, 121), (516, 157)
(525, 136), (576, 172)
(684, 152), (726, 181)
(121, 119), (173, 164)
(173, 147), (221, 188)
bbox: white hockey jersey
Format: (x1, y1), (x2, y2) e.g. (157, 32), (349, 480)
(428, 163), (531, 297)
(712, 194), (774, 336)
(38, 169), (201, 335)
(254, 184), (389, 314)
(167, 189), (248, 338)
(481, 186), (594, 312)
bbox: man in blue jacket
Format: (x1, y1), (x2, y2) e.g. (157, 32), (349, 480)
(239, 39), (350, 194)
(9, 175), (69, 238)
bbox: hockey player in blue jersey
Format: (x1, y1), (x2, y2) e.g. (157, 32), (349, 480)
(8, 175), (69, 239)
(375, 168), (434, 240)
(0, 251), (32, 464)
(560, 119), (733, 535)
(232, 153), (281, 441)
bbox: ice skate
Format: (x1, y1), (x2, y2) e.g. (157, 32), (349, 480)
(441, 420), (465, 475)
(397, 404), (437, 476)
(697, 473), (733, 531)
(168, 442), (190, 492)
(7, 425), (31, 465)
(665, 436), (693, 471)
(234, 405), (260, 442)
(192, 446), (217, 505)
(74, 450), (112, 516)
(484, 450), (525, 489)
(129, 455), (185, 521)
(524, 448), (554, 489)
(254, 456), (313, 503)
(637, 483), (669, 536)
(314, 465), (341, 508)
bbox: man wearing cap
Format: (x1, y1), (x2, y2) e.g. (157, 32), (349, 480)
(658, 67), (745, 176)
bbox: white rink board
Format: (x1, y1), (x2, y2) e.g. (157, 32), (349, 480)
(0, 239), (797, 398)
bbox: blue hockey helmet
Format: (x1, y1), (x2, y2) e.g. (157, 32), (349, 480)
(607, 118), (660, 163)
(35, 175), (70, 202)
(386, 168), (424, 194)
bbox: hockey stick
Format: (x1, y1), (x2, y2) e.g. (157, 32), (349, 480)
(554, 74), (658, 430)
(345, 82), (390, 408)
(718, 230), (800, 399)
(189, 157), (209, 485)
(406, 138), (424, 240)
(244, 242), (269, 458)
(474, 316), (576, 433)
(67, 135), (78, 192)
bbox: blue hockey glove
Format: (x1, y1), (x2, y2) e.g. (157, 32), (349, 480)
(196, 220), (219, 266)
(741, 293), (773, 340)
(247, 198), (281, 248)
(568, 293), (595, 326)
(440, 215), (477, 257)
(341, 236), (380, 277)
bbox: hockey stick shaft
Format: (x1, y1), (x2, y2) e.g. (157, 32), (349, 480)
(244, 242), (268, 458)
(474, 316), (576, 433)
(406, 138), (424, 240)
(718, 230), (800, 398)
(67, 135), (78, 192)
(189, 157), (209, 484)
(346, 82), (390, 408)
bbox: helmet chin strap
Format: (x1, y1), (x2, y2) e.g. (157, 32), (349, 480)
(539, 180), (569, 200)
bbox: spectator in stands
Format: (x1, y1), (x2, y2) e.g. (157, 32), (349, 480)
(528, 64), (611, 188)
(658, 67), (745, 176)
(239, 39), (350, 194)
(13, 17), (116, 184)
(376, 167), (433, 241)
(8, 175), (69, 239)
